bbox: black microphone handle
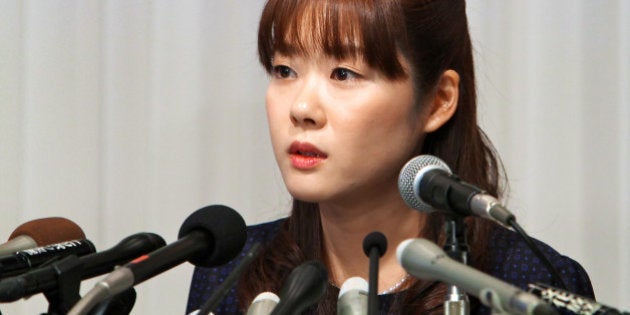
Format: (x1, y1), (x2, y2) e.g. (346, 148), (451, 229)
(0, 255), (81, 302)
(367, 247), (379, 315)
(82, 232), (166, 279)
(127, 231), (207, 285)
(0, 239), (95, 279)
(419, 169), (480, 215)
(197, 243), (261, 315)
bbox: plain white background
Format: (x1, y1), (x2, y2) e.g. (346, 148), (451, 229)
(1, 1), (628, 314)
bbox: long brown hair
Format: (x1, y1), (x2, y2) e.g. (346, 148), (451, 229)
(239, 0), (504, 313)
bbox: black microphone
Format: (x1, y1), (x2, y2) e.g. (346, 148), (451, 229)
(362, 231), (386, 315)
(0, 232), (165, 302)
(68, 205), (247, 315)
(528, 282), (630, 315)
(0, 239), (95, 279)
(397, 238), (558, 315)
(0, 217), (86, 257)
(398, 155), (515, 226)
(269, 260), (328, 315)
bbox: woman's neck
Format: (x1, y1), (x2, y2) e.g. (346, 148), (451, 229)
(318, 195), (426, 294)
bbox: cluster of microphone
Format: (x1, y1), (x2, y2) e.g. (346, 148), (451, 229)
(396, 155), (628, 315)
(0, 205), (248, 315)
(189, 259), (329, 315)
(1, 155), (628, 315)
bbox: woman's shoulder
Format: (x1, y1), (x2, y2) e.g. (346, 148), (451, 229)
(486, 225), (594, 299)
(245, 217), (286, 243)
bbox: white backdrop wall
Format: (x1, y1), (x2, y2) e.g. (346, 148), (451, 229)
(0, 1), (628, 314)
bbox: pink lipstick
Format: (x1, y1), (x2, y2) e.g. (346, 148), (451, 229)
(288, 141), (328, 169)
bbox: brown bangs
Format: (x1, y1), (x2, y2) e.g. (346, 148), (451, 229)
(258, 0), (408, 79)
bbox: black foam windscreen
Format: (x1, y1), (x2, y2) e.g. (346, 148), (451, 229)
(362, 231), (387, 258)
(178, 204), (247, 267)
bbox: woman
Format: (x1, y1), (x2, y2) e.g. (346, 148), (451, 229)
(187, 0), (594, 314)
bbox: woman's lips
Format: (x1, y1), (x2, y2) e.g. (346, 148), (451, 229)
(288, 141), (328, 169)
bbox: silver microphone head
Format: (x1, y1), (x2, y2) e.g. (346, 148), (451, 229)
(398, 155), (452, 213)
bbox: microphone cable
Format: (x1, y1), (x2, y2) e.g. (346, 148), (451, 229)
(509, 220), (567, 290)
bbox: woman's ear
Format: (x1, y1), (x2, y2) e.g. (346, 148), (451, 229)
(423, 70), (460, 133)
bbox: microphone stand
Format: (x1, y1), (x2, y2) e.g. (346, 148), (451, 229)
(442, 216), (470, 315)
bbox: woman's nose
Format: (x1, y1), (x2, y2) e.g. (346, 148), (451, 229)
(289, 81), (326, 128)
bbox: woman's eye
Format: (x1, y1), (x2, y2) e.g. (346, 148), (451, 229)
(272, 65), (295, 78)
(330, 68), (358, 81)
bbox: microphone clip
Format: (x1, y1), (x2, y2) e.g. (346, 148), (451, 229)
(42, 255), (84, 315)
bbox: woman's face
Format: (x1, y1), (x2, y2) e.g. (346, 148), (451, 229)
(266, 51), (426, 205)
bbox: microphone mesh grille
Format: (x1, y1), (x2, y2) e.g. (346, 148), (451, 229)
(398, 155), (451, 213)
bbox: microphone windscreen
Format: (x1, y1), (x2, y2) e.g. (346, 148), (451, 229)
(8, 217), (85, 245)
(338, 277), (368, 315)
(177, 205), (246, 267)
(362, 231), (387, 257)
(272, 260), (328, 315)
(247, 292), (279, 315)
(339, 277), (368, 297)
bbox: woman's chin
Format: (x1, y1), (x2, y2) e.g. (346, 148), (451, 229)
(287, 187), (329, 203)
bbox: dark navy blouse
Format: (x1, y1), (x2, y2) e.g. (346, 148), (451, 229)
(186, 218), (594, 314)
